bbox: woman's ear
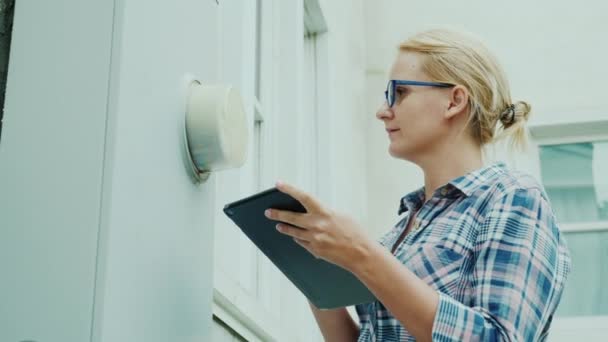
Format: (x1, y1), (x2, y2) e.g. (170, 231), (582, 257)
(445, 85), (469, 120)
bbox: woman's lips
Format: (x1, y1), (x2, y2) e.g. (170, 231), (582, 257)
(386, 128), (400, 136)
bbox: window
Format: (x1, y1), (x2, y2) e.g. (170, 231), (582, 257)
(538, 139), (608, 317)
(211, 1), (331, 340)
(211, 0), (283, 340)
(540, 142), (608, 224)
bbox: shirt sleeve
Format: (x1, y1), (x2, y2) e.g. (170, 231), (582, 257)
(431, 188), (571, 341)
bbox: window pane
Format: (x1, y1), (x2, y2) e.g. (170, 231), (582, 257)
(555, 230), (608, 317)
(539, 141), (608, 223)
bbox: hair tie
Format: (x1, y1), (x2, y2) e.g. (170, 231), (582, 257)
(501, 104), (516, 126)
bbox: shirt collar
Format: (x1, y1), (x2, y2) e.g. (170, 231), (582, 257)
(398, 186), (425, 215)
(448, 162), (507, 197)
(397, 162), (507, 215)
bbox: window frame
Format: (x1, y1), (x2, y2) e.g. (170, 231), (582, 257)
(211, 0), (284, 340)
(531, 120), (608, 331)
(210, 0), (329, 341)
(532, 121), (608, 234)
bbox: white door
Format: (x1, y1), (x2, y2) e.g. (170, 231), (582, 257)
(0, 1), (116, 341)
(94, 0), (223, 341)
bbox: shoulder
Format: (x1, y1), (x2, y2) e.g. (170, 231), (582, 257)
(469, 165), (562, 244)
(497, 168), (545, 195)
(450, 163), (560, 241)
(469, 163), (550, 215)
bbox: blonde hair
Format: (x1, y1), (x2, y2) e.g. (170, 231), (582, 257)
(399, 29), (531, 149)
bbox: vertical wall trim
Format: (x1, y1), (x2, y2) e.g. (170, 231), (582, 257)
(90, 0), (123, 340)
(0, 0), (15, 144)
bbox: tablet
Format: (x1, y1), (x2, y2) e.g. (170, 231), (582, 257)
(223, 187), (376, 309)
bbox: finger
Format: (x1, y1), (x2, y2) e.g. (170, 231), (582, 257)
(275, 181), (324, 213)
(276, 223), (310, 241)
(293, 237), (311, 247)
(265, 209), (308, 228)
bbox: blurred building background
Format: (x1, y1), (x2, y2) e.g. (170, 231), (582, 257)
(0, 0), (606, 341)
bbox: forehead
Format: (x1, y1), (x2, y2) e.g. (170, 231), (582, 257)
(389, 51), (428, 80)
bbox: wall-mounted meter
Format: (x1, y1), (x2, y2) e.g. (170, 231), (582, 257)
(183, 80), (248, 183)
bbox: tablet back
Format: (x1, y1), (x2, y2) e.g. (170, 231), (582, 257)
(223, 188), (376, 309)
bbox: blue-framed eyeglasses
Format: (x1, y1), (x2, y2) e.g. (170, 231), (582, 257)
(385, 80), (454, 107)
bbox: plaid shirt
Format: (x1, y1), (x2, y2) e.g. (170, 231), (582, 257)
(356, 162), (571, 341)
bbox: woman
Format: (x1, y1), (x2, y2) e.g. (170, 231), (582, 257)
(264, 29), (571, 341)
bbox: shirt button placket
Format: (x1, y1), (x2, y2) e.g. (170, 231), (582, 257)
(413, 221), (420, 231)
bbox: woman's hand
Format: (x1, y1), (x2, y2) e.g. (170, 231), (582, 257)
(264, 181), (375, 273)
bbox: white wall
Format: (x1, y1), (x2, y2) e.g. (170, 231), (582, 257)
(318, 0), (368, 224)
(364, 0), (608, 237)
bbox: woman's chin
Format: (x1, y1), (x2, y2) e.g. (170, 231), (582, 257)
(388, 144), (403, 158)
(388, 143), (413, 161)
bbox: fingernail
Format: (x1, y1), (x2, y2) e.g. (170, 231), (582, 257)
(275, 224), (282, 231)
(276, 180), (283, 187)
(265, 209), (271, 217)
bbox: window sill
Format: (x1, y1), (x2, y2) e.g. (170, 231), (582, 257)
(213, 269), (293, 342)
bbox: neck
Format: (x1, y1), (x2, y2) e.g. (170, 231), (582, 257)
(415, 138), (483, 201)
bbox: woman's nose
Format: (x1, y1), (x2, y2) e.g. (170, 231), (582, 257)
(376, 103), (394, 120)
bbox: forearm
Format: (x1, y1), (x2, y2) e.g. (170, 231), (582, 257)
(309, 301), (359, 342)
(351, 242), (439, 342)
